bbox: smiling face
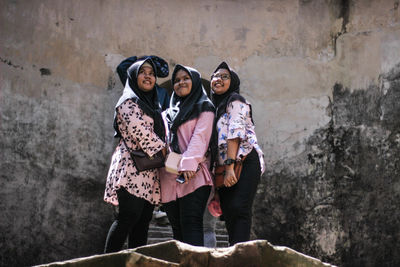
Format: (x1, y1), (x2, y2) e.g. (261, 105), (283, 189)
(137, 65), (156, 92)
(173, 69), (192, 97)
(211, 68), (231, 95)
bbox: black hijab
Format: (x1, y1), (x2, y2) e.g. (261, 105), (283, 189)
(116, 55), (169, 86)
(211, 62), (247, 121)
(165, 64), (215, 153)
(113, 58), (165, 141)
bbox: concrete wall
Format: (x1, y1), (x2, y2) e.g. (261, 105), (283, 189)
(0, 0), (399, 266)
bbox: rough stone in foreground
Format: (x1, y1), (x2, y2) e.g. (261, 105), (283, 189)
(36, 240), (335, 267)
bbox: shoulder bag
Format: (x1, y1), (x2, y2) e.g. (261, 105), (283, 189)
(214, 156), (247, 188)
(122, 138), (165, 172)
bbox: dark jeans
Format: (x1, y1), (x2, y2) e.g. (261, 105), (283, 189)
(104, 187), (154, 253)
(219, 148), (261, 245)
(164, 185), (211, 246)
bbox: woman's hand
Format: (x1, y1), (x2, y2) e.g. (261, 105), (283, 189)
(182, 171), (196, 183)
(223, 169), (238, 187)
(225, 138), (239, 187)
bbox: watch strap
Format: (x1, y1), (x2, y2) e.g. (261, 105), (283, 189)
(223, 158), (236, 165)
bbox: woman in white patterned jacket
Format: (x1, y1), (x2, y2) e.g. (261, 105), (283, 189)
(210, 61), (265, 246)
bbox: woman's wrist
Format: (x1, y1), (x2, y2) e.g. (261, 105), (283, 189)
(225, 164), (234, 171)
(223, 157), (235, 170)
(223, 158), (235, 165)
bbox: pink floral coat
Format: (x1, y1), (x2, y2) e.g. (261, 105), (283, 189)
(104, 100), (165, 205)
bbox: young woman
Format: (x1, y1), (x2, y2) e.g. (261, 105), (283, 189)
(160, 64), (215, 246)
(116, 55), (170, 110)
(210, 62), (265, 245)
(103, 58), (166, 253)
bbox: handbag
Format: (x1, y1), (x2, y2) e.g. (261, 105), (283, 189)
(214, 156), (247, 188)
(164, 151), (182, 174)
(122, 139), (165, 172)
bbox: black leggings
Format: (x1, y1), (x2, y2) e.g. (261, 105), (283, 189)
(219, 148), (261, 245)
(163, 185), (211, 246)
(104, 187), (154, 253)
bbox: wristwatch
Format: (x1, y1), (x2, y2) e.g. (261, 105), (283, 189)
(223, 158), (236, 166)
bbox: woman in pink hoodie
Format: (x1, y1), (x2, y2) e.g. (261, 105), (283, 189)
(160, 64), (215, 246)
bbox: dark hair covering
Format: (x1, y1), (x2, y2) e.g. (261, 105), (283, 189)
(210, 62), (251, 167)
(116, 55), (170, 111)
(211, 62), (247, 121)
(165, 64), (215, 153)
(116, 55), (169, 85)
(113, 58), (165, 142)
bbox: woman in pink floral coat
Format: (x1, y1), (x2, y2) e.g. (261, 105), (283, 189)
(103, 58), (166, 253)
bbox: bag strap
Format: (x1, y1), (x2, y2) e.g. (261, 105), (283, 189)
(239, 155), (247, 163)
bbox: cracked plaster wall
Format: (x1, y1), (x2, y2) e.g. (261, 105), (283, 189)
(0, 0), (399, 266)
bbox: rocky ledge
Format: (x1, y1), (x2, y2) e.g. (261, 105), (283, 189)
(36, 239), (335, 267)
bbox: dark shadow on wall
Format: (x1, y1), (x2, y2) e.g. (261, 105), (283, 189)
(253, 62), (400, 267)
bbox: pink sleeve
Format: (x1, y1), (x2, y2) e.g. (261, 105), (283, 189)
(118, 100), (165, 157)
(179, 111), (215, 171)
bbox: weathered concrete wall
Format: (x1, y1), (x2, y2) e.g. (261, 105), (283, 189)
(251, 1), (400, 267)
(0, 0), (399, 266)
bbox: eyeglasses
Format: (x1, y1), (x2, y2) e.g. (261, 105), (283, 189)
(211, 74), (230, 80)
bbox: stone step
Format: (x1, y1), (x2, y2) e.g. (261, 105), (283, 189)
(148, 228), (229, 247)
(217, 240), (229, 247)
(148, 228), (229, 240)
(147, 237), (173, 244)
(149, 225), (228, 236)
(149, 224), (227, 231)
(215, 228), (227, 235)
(148, 237), (230, 248)
(151, 221), (228, 230)
(148, 231), (173, 238)
(148, 238), (229, 247)
(149, 213), (229, 247)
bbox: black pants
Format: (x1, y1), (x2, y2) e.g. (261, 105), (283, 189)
(219, 148), (261, 245)
(163, 185), (211, 246)
(104, 187), (154, 253)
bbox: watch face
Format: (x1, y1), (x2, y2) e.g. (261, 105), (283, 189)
(224, 159), (235, 165)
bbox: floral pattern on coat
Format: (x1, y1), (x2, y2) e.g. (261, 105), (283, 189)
(104, 100), (165, 206)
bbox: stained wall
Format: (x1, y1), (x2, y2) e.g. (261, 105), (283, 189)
(0, 0), (399, 266)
